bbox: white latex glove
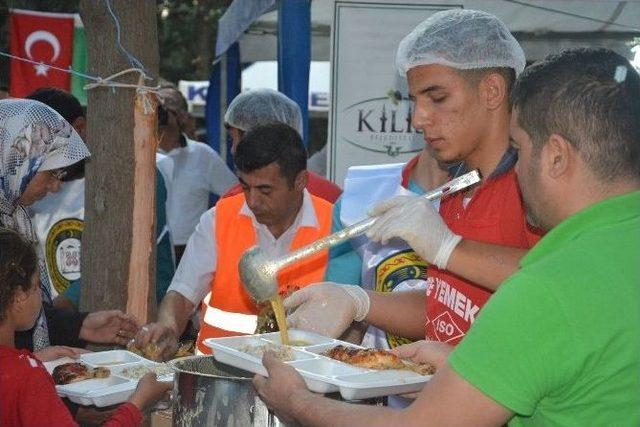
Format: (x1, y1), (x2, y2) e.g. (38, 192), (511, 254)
(284, 282), (370, 338)
(366, 195), (462, 269)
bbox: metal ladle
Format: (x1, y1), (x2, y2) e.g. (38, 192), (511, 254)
(239, 170), (481, 301)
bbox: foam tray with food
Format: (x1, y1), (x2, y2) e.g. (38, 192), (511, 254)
(204, 330), (433, 400)
(43, 350), (174, 407)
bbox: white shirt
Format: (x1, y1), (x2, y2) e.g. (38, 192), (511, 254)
(30, 178), (85, 298)
(168, 190), (318, 305)
(162, 138), (237, 245)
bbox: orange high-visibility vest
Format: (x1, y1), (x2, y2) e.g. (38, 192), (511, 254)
(196, 192), (332, 354)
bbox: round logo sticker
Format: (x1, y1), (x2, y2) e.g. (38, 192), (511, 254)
(45, 218), (83, 295)
(374, 249), (428, 348)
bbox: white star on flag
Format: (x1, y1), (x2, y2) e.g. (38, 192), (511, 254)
(34, 63), (49, 76)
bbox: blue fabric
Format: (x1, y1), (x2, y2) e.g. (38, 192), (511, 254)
(325, 178), (427, 285)
(225, 42), (241, 170)
(205, 63), (221, 154)
(277, 0), (311, 145)
(325, 199), (362, 284)
(62, 279), (82, 308)
(155, 169), (175, 303)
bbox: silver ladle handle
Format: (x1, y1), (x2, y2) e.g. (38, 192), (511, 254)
(270, 170), (481, 272)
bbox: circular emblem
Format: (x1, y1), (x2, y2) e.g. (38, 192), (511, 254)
(45, 218), (83, 295)
(374, 249), (428, 348)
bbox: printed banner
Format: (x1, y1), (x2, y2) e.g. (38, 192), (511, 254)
(328, 1), (456, 185)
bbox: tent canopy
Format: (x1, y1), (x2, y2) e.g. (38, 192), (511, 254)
(237, 0), (640, 63)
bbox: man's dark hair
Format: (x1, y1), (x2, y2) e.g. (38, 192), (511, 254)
(26, 87), (85, 124)
(0, 228), (37, 322)
(158, 87), (189, 114)
(511, 48), (640, 181)
(460, 67), (516, 98)
(234, 123), (307, 187)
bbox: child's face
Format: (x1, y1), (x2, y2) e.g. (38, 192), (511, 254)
(14, 272), (42, 331)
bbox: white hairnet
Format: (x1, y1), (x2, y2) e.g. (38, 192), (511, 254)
(224, 88), (303, 136)
(396, 9), (526, 77)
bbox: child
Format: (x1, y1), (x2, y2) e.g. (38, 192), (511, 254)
(0, 228), (172, 426)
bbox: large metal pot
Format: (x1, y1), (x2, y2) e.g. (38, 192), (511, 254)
(169, 355), (290, 427)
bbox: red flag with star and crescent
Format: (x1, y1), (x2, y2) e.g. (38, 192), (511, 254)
(9, 9), (75, 97)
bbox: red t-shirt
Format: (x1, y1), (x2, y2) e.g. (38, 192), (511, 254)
(424, 169), (542, 345)
(0, 346), (142, 427)
(223, 171), (342, 203)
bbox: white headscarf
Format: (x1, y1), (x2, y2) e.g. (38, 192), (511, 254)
(0, 99), (90, 349)
(0, 99), (90, 242)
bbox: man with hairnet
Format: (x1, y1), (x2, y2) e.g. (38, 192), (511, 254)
(222, 88), (342, 203)
(252, 30), (640, 427)
(286, 9), (540, 349)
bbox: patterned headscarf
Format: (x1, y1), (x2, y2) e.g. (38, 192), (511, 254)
(0, 99), (90, 349)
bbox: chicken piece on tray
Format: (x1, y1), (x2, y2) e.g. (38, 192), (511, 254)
(325, 345), (436, 375)
(52, 362), (110, 385)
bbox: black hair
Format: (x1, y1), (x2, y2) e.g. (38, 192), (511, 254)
(26, 87), (85, 124)
(511, 48), (640, 181)
(0, 229), (37, 322)
(159, 87), (189, 113)
(234, 123), (307, 187)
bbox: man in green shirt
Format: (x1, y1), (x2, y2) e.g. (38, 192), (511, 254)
(250, 48), (640, 427)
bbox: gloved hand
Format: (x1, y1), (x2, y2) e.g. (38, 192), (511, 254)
(366, 195), (462, 269)
(284, 283), (370, 338)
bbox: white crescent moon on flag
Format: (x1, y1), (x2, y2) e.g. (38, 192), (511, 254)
(24, 30), (61, 62)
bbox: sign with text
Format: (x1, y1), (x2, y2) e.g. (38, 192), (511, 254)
(328, 1), (454, 184)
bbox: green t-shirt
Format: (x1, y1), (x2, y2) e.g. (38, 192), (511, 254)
(449, 191), (640, 426)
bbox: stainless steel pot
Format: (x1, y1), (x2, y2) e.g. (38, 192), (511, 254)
(169, 355), (290, 427)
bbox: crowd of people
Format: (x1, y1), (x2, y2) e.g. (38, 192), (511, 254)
(0, 7), (638, 427)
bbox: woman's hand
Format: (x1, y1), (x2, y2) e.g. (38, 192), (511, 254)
(79, 310), (139, 346)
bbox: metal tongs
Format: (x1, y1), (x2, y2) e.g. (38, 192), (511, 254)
(239, 170), (481, 301)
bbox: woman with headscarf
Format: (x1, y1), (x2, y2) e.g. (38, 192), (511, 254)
(0, 98), (139, 355)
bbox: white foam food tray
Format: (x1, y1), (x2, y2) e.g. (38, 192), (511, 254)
(43, 350), (174, 407)
(204, 330), (432, 400)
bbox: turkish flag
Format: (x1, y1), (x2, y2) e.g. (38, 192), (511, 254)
(9, 9), (75, 97)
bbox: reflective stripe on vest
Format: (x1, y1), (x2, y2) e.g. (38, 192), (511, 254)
(196, 192), (333, 354)
(202, 307), (257, 335)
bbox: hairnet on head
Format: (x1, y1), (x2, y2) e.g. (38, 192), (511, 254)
(396, 9), (526, 77)
(224, 88), (303, 136)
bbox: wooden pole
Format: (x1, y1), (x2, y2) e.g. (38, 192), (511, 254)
(126, 79), (158, 323)
(80, 1), (159, 322)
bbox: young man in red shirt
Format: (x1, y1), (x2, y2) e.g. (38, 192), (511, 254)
(286, 9), (540, 346)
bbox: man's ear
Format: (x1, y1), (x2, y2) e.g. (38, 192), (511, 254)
(543, 134), (573, 179)
(294, 170), (308, 192)
(480, 72), (507, 110)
